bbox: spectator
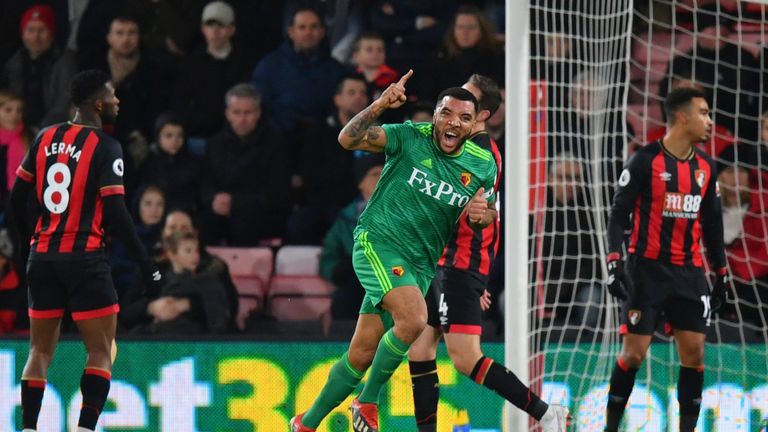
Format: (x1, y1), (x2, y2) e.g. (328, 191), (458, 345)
(121, 0), (205, 67)
(320, 153), (385, 320)
(160, 209), (238, 326)
(109, 185), (165, 298)
(663, 4), (760, 142)
(536, 155), (600, 326)
(251, 7), (346, 132)
(74, 0), (125, 71)
(417, 5), (504, 102)
(120, 214), (238, 333)
(1, 5), (77, 132)
(369, 0), (456, 73)
(0, 229), (20, 334)
(351, 31), (399, 100)
(138, 112), (203, 215)
(200, 83), (292, 246)
(718, 165), (768, 325)
(549, 69), (628, 204)
(171, 1), (252, 138)
(121, 231), (231, 334)
(82, 15), (168, 175)
(287, 74), (368, 244)
(0, 91), (30, 194)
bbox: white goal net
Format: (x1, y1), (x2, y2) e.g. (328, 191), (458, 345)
(527, 1), (768, 430)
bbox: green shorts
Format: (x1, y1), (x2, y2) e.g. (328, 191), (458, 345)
(353, 231), (432, 329)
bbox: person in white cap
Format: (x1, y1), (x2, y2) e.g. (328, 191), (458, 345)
(171, 1), (251, 138)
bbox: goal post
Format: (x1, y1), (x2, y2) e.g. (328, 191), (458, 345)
(519, 1), (768, 431)
(504, 0), (531, 430)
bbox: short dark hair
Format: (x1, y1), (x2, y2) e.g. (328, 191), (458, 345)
(110, 15), (140, 28)
(436, 87), (478, 113)
(335, 73), (367, 95)
(70, 69), (111, 107)
(466, 74), (501, 117)
(290, 7), (323, 27)
(664, 87), (707, 124)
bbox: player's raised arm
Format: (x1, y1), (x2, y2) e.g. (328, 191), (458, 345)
(338, 69), (413, 152)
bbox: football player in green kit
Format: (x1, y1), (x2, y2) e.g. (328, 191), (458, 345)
(291, 70), (498, 432)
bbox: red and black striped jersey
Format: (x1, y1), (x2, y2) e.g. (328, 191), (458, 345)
(16, 122), (125, 259)
(438, 132), (503, 276)
(607, 140), (725, 268)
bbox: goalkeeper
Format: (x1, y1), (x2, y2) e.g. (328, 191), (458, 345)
(291, 71), (498, 432)
(603, 87), (728, 432)
(407, 74), (569, 432)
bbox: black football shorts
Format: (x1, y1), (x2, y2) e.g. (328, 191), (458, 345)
(620, 255), (711, 336)
(426, 266), (487, 335)
(27, 256), (119, 321)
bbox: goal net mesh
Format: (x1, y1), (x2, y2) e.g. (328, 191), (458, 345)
(527, 1), (768, 430)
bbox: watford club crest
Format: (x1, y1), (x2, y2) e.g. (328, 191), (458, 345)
(392, 266), (405, 277)
(460, 172), (472, 187)
(628, 310), (642, 326)
(695, 169), (707, 188)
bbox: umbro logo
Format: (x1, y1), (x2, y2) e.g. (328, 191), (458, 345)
(421, 158), (432, 169)
(659, 172), (672, 181)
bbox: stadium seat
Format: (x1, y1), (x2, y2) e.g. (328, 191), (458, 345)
(267, 275), (333, 321)
(206, 246), (273, 282)
(207, 247), (274, 327)
(274, 245), (322, 275)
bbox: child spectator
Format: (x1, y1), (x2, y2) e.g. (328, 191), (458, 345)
(0, 90), (29, 193)
(351, 31), (399, 99)
(120, 230), (232, 334)
(139, 112), (203, 215)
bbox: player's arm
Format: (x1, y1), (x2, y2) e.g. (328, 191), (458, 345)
(338, 69), (413, 152)
(8, 178), (34, 244)
(606, 152), (647, 258)
(97, 139), (160, 290)
(8, 139), (40, 245)
(102, 196), (160, 288)
(699, 167), (726, 271)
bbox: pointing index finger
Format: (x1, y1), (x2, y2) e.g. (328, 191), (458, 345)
(397, 69), (414, 86)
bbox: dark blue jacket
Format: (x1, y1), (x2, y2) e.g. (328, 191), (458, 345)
(251, 41), (345, 132)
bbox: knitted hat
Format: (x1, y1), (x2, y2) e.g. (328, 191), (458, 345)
(20, 5), (56, 37)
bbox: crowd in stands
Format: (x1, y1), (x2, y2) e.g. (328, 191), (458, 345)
(0, 0), (507, 336)
(0, 0), (766, 336)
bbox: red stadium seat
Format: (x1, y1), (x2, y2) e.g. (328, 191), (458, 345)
(206, 246), (274, 282)
(267, 275), (333, 321)
(274, 245), (322, 275)
(207, 247), (274, 328)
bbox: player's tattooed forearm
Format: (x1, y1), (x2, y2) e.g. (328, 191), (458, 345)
(341, 105), (379, 148)
(367, 126), (382, 142)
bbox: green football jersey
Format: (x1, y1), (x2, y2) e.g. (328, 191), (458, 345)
(354, 121), (498, 278)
